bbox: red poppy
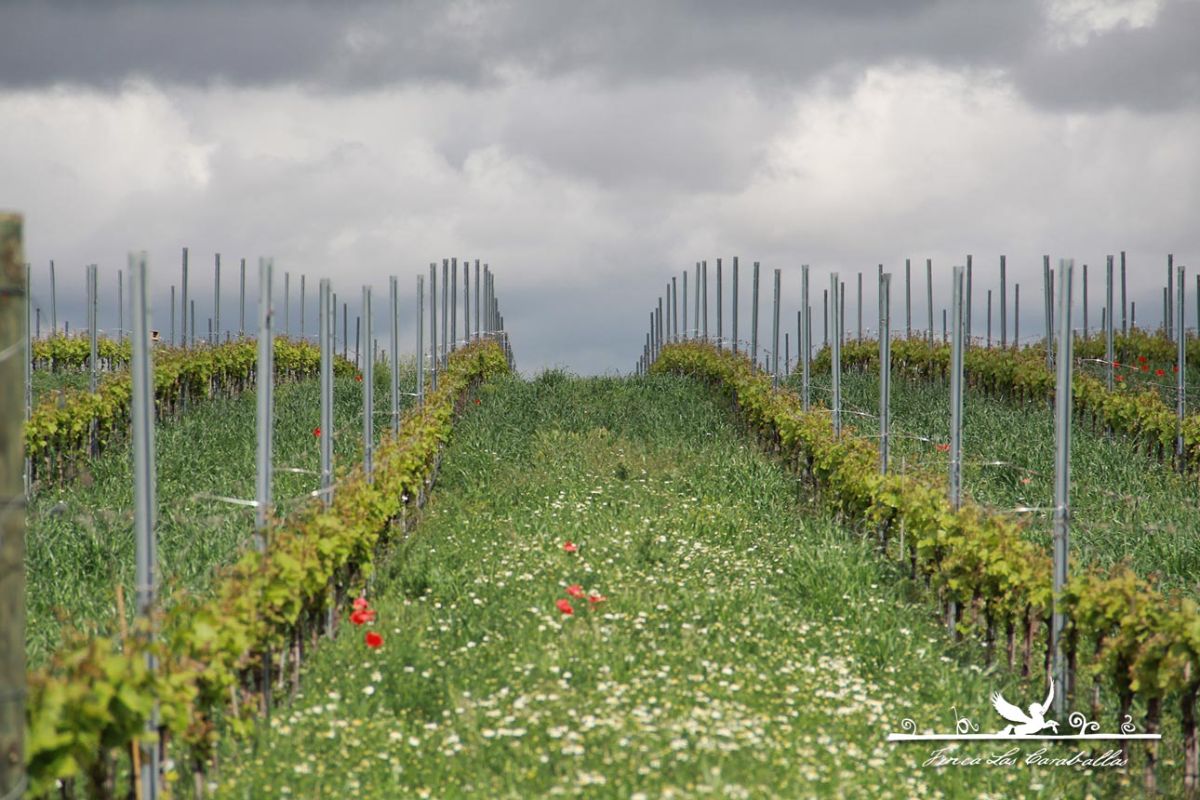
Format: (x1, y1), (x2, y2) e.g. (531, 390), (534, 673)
(935, 443), (950, 453)
(562, 541), (578, 553)
(1174, 365), (1180, 373)
(1138, 355), (1147, 364)
(353, 597), (370, 611)
(364, 631), (383, 648)
(1116, 375), (1125, 383)
(350, 608), (377, 625)
(1141, 365), (1149, 372)
(556, 599), (574, 615)
(587, 594), (607, 605)
(1156, 369), (1165, 377)
(313, 426), (321, 437)
(474, 398), (481, 405)
(1113, 360), (1120, 368)
(565, 584), (585, 599)
(356, 374), (364, 382)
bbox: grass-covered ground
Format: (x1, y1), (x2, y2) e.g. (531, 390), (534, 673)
(216, 372), (1136, 798)
(30, 368), (95, 403)
(26, 367), (412, 663)
(786, 363), (1200, 596)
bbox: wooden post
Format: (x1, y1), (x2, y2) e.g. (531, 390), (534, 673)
(0, 213), (27, 800)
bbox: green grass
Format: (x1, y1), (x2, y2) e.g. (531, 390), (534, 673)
(25, 367), (414, 663)
(216, 372), (1137, 798)
(30, 368), (95, 404)
(786, 364), (1200, 596)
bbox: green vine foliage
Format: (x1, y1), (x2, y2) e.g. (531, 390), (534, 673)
(654, 341), (1198, 759)
(32, 334), (132, 371)
(24, 340), (509, 797)
(25, 338), (355, 484)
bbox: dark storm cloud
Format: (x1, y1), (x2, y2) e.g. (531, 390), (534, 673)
(0, 1), (1035, 91)
(7, 1), (1196, 112)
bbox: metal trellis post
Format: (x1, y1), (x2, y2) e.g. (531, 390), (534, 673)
(1051, 259), (1075, 717)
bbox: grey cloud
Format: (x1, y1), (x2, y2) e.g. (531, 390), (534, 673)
(9, 0), (1196, 113)
(1013, 0), (1200, 112)
(1, 1), (1037, 93)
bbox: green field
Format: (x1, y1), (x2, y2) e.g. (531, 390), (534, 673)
(786, 363), (1200, 596)
(213, 372), (1138, 798)
(26, 367), (412, 663)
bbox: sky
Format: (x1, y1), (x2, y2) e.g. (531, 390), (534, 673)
(2, 0), (1198, 374)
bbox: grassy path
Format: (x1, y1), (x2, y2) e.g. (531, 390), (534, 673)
(219, 373), (1130, 798)
(792, 367), (1200, 595)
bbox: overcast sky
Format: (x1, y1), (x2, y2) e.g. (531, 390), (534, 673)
(2, 0), (1198, 373)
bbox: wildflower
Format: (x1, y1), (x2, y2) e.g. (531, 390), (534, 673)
(1116, 375), (1125, 383)
(356, 374), (364, 382)
(1138, 355), (1147, 364)
(1156, 369), (1165, 377)
(1020, 477), (1032, 485)
(365, 631), (384, 648)
(566, 584), (585, 599)
(556, 599), (574, 615)
(588, 594), (607, 605)
(1141, 364), (1149, 372)
(935, 443), (950, 453)
(562, 541), (578, 553)
(1113, 360), (1120, 367)
(1174, 365), (1180, 373)
(474, 398), (481, 405)
(313, 426), (321, 437)
(353, 597), (370, 612)
(351, 608), (377, 625)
